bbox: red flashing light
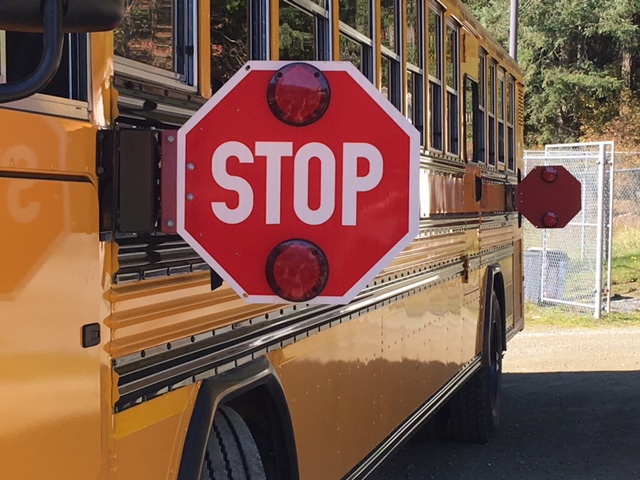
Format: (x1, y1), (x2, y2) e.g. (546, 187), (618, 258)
(542, 211), (559, 228)
(267, 63), (331, 126)
(266, 239), (329, 303)
(541, 166), (558, 183)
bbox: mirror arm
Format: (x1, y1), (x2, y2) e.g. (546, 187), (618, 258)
(0, 0), (64, 104)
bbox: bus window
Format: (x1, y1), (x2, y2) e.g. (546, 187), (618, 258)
(477, 50), (487, 163)
(428, 7), (443, 151)
(507, 75), (516, 171)
(339, 0), (373, 81)
(114, 0), (196, 87)
(380, 0), (401, 110)
(211, 0), (250, 92)
(498, 67), (505, 165)
(406, 0), (424, 146)
(279, 1), (320, 61)
(464, 76), (479, 163)
(5, 32), (88, 102)
(487, 59), (496, 166)
(445, 22), (459, 156)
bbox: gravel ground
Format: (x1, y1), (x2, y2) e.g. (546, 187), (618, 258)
(371, 326), (640, 480)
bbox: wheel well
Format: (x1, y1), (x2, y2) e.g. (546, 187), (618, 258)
(224, 383), (299, 480)
(177, 358), (299, 480)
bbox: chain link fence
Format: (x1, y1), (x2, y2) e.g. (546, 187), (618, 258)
(523, 142), (615, 318)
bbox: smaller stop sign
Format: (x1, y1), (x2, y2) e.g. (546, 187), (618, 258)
(177, 61), (419, 304)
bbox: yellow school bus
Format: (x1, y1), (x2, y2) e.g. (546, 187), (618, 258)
(0, 0), (526, 478)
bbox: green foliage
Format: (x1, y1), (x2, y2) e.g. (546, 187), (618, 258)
(464, 0), (640, 147)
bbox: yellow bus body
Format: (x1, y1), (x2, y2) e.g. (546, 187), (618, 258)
(0, 1), (524, 478)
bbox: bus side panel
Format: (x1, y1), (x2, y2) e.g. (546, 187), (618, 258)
(268, 276), (479, 480)
(0, 178), (102, 480)
(111, 384), (199, 480)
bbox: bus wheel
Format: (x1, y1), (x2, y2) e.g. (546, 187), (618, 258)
(449, 292), (503, 444)
(200, 406), (267, 480)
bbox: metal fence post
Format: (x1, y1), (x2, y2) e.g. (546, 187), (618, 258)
(594, 144), (606, 318)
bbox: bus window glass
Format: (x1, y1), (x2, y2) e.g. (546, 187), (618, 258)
(280, 0), (328, 61)
(381, 55), (390, 99)
(428, 8), (443, 151)
(380, 0), (396, 52)
(340, 34), (363, 70)
(406, 0), (424, 145)
(477, 50), (487, 163)
(115, 0), (175, 72)
(487, 60), (496, 166)
(407, 0), (420, 66)
(428, 11), (441, 80)
(211, 0), (249, 92)
(464, 77), (478, 162)
(339, 0), (373, 81)
(446, 23), (459, 155)
(6, 33), (87, 101)
(507, 76), (515, 170)
(339, 0), (370, 37)
(498, 67), (505, 164)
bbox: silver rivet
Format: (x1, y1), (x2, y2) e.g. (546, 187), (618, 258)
(187, 163), (195, 171)
(167, 135), (175, 143)
(186, 193), (195, 201)
(166, 220), (174, 227)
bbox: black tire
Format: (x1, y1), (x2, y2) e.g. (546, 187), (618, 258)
(448, 292), (503, 443)
(200, 406), (267, 480)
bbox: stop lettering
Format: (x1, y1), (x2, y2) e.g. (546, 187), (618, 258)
(177, 61), (420, 304)
(211, 140), (383, 226)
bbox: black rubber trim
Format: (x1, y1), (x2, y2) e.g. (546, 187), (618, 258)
(177, 358), (299, 480)
(0, 170), (92, 183)
(484, 264), (507, 353)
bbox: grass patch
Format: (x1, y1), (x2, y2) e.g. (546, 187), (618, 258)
(611, 252), (640, 298)
(525, 302), (640, 328)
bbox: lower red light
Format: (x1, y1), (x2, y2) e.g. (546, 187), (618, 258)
(542, 211), (559, 228)
(267, 63), (331, 126)
(266, 239), (329, 303)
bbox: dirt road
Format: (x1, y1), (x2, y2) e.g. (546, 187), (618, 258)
(371, 326), (640, 480)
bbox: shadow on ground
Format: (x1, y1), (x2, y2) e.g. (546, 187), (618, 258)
(371, 371), (640, 480)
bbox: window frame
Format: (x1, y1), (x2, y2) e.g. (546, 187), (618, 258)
(114, 0), (198, 93)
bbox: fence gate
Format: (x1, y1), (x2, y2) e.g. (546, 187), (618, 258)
(523, 142), (614, 318)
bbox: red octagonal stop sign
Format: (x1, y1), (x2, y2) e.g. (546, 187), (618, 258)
(177, 61), (419, 304)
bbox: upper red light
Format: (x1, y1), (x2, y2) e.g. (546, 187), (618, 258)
(267, 63), (331, 126)
(265, 239), (329, 303)
(541, 166), (558, 183)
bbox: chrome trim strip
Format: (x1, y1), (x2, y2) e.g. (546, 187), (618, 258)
(114, 262), (465, 410)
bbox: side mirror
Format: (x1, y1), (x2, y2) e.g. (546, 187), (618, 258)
(0, 0), (124, 33)
(0, 0), (124, 104)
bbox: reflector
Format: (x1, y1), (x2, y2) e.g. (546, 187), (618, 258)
(267, 63), (331, 126)
(266, 239), (329, 302)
